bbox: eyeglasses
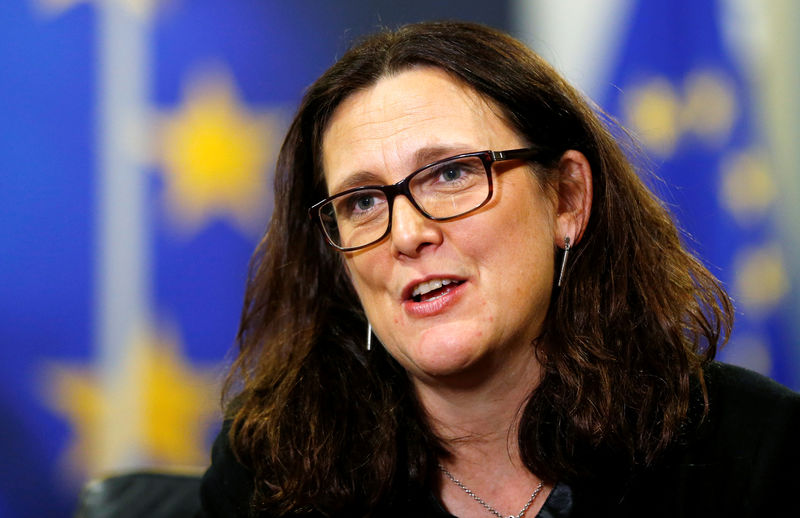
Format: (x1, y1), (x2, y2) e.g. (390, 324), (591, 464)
(309, 148), (539, 252)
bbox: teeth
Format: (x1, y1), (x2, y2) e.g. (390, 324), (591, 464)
(412, 278), (453, 298)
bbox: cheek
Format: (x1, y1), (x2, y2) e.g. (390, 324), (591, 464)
(343, 254), (385, 307)
(485, 204), (556, 296)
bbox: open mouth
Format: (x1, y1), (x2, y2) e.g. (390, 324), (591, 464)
(410, 279), (465, 303)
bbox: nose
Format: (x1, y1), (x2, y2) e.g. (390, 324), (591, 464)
(389, 195), (443, 257)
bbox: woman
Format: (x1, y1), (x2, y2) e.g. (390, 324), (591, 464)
(199, 21), (800, 517)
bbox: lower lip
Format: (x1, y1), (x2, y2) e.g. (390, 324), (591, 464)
(402, 282), (466, 317)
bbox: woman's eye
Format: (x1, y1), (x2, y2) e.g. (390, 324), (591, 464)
(355, 195), (375, 210)
(428, 160), (482, 185)
(345, 192), (384, 217)
(440, 167), (463, 182)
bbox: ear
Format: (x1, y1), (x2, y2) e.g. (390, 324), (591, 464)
(554, 149), (593, 247)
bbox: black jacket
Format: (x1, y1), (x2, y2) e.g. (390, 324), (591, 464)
(198, 362), (800, 517)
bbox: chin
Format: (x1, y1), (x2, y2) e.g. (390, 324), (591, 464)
(402, 333), (488, 381)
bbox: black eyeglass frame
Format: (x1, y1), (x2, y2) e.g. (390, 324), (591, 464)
(308, 148), (540, 252)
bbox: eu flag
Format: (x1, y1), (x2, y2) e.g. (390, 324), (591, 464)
(1, 2), (515, 515)
(0, 1), (369, 516)
(598, 0), (798, 388)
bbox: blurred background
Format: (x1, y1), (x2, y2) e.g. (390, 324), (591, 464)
(1, 0), (798, 515)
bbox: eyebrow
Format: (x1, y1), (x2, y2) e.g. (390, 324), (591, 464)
(329, 171), (384, 195)
(328, 143), (476, 195)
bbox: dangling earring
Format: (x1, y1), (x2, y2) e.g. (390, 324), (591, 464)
(557, 236), (571, 287)
(366, 322), (372, 351)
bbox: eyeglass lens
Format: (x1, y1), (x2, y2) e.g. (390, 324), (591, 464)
(319, 155), (490, 249)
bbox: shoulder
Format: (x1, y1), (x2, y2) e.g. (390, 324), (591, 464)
(698, 361), (800, 470)
(604, 362), (800, 517)
(545, 363), (800, 517)
(704, 361), (799, 400)
(668, 362), (800, 516)
(701, 361), (800, 437)
(198, 421), (257, 518)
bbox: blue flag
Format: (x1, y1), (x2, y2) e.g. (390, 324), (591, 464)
(0, 1), (369, 516)
(600, 0), (797, 388)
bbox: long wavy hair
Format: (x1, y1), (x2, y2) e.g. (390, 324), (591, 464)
(224, 21), (733, 516)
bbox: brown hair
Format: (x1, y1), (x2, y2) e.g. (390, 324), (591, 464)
(224, 21), (733, 515)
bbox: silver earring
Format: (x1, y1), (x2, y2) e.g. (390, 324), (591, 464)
(367, 322), (372, 351)
(557, 236), (571, 287)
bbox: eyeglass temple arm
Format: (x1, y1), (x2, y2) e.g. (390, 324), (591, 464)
(491, 148), (541, 162)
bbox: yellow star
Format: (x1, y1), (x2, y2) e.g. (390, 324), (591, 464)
(42, 325), (220, 479)
(734, 243), (789, 314)
(719, 149), (776, 225)
(42, 364), (104, 478)
(623, 77), (681, 157)
(682, 70), (737, 146)
(156, 67), (281, 235)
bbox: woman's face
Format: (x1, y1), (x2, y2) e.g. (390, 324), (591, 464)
(321, 68), (560, 386)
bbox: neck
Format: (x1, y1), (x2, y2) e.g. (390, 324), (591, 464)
(413, 346), (550, 517)
(414, 344), (541, 465)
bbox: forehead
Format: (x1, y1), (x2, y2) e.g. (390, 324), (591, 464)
(321, 67), (521, 192)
